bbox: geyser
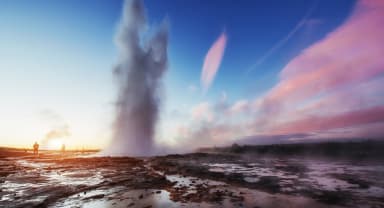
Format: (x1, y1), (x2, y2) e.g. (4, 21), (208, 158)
(103, 0), (168, 156)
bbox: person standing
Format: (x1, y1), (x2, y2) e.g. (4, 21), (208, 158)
(33, 142), (39, 155)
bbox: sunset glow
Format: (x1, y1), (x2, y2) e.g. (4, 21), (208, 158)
(46, 139), (64, 150)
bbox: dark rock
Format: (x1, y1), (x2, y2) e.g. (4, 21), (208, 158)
(333, 174), (371, 189)
(255, 176), (280, 192)
(315, 190), (350, 205)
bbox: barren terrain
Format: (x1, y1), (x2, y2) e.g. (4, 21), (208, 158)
(1, 144), (383, 208)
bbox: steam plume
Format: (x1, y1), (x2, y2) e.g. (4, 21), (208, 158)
(40, 125), (70, 149)
(103, 0), (168, 156)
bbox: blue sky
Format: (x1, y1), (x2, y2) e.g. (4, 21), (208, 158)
(3, 0), (379, 150)
(147, 0), (355, 100)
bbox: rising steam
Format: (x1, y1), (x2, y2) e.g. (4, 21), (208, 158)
(40, 125), (70, 149)
(103, 0), (168, 156)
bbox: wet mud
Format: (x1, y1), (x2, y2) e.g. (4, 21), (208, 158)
(0, 150), (383, 208)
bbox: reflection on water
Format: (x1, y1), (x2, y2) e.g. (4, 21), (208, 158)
(203, 159), (384, 200)
(54, 187), (197, 208)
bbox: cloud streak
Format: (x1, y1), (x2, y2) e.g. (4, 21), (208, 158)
(201, 32), (227, 93)
(246, 1), (318, 73)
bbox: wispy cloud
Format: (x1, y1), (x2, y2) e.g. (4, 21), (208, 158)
(201, 32), (227, 93)
(245, 1), (318, 74)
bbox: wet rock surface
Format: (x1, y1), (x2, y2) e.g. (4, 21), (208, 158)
(150, 153), (384, 207)
(0, 151), (383, 208)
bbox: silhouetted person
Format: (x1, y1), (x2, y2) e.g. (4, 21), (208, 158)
(33, 142), (39, 155)
(61, 144), (65, 154)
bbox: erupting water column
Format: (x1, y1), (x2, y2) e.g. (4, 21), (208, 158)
(103, 0), (168, 156)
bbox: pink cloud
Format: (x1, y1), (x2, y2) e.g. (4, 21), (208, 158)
(272, 106), (384, 134)
(229, 100), (250, 115)
(190, 102), (214, 122)
(253, 0), (384, 130)
(267, 0), (384, 105)
(293, 76), (384, 117)
(201, 32), (227, 93)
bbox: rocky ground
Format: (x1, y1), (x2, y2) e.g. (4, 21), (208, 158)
(0, 150), (383, 208)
